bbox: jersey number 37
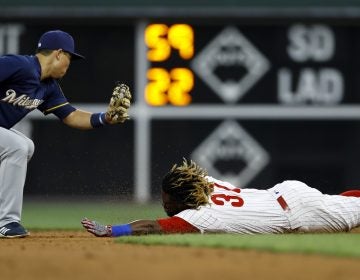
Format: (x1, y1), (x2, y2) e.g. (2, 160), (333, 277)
(211, 183), (244, 207)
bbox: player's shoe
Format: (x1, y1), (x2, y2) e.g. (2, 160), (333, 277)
(0, 222), (30, 238)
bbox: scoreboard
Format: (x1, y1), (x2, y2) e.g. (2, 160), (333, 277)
(1, 17), (360, 200)
(142, 22), (357, 106)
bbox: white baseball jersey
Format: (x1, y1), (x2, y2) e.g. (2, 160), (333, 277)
(175, 177), (360, 234)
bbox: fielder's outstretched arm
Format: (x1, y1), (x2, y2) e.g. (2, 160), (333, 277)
(62, 82), (132, 130)
(62, 109), (93, 130)
(81, 217), (199, 237)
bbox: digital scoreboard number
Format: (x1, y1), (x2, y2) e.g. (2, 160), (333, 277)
(144, 23), (195, 106)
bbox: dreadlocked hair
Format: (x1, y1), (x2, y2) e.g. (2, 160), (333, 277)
(162, 159), (214, 209)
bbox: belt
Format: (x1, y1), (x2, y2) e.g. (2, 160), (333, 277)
(277, 195), (290, 211)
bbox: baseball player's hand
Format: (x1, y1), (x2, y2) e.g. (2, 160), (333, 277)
(105, 82), (132, 124)
(81, 218), (112, 237)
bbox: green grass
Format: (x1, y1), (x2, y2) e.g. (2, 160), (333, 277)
(116, 233), (360, 258)
(21, 199), (360, 258)
(22, 199), (164, 230)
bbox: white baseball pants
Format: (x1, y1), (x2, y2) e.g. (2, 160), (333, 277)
(0, 127), (34, 227)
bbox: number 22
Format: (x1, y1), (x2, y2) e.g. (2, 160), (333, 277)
(210, 183), (244, 207)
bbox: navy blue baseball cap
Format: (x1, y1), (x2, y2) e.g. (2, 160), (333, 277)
(37, 30), (85, 60)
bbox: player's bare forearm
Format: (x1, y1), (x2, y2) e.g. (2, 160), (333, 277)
(129, 220), (163, 235)
(62, 109), (93, 130)
(81, 218), (163, 237)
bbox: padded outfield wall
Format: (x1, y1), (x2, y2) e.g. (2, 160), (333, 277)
(1, 1), (360, 201)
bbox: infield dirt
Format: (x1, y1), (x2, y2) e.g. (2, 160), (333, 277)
(0, 231), (359, 280)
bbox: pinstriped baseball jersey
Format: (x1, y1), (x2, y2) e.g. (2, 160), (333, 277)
(175, 177), (291, 234)
(175, 177), (360, 234)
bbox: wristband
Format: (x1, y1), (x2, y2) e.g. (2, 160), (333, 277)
(90, 112), (107, 128)
(111, 224), (132, 237)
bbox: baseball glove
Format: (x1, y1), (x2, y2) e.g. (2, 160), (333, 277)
(105, 82), (132, 124)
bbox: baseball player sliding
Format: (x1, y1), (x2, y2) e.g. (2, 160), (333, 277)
(82, 159), (360, 237)
(0, 30), (131, 238)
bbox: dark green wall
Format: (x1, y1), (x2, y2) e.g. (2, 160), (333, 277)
(1, 0), (360, 7)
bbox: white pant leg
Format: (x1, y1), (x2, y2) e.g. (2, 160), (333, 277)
(0, 127), (34, 227)
(307, 194), (360, 232)
(273, 180), (360, 233)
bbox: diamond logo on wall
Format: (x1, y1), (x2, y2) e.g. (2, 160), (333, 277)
(191, 120), (269, 187)
(191, 26), (270, 103)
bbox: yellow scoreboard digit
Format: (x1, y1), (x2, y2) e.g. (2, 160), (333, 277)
(144, 23), (194, 106)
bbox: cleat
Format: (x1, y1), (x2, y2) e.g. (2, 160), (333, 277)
(0, 222), (30, 238)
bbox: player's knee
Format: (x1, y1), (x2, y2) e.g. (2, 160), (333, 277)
(7, 137), (32, 160)
(26, 139), (35, 160)
(19, 138), (35, 161)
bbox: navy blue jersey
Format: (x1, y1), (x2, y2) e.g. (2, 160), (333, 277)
(0, 54), (76, 129)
